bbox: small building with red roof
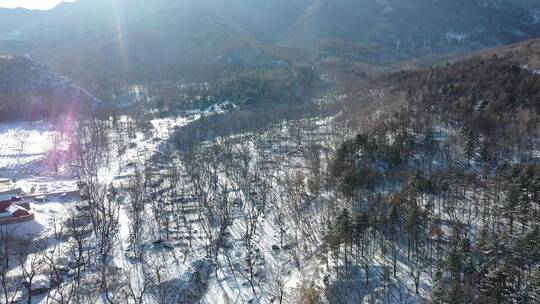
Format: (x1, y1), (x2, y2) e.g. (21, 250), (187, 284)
(0, 193), (34, 225)
(0, 194), (13, 212)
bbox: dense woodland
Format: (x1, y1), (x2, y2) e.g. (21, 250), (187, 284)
(1, 35), (540, 304)
(109, 66), (321, 117)
(330, 54), (540, 303)
(0, 52), (322, 122)
(0, 56), (96, 121)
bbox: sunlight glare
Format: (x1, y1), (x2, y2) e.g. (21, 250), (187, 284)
(0, 0), (74, 10)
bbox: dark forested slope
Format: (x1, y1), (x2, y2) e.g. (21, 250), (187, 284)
(0, 55), (99, 121)
(328, 45), (540, 303)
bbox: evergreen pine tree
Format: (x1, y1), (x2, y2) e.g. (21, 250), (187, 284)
(353, 212), (369, 258)
(480, 138), (491, 164)
(336, 209), (352, 274)
(460, 238), (475, 284)
(532, 172), (540, 223)
(324, 220), (341, 275)
(481, 265), (511, 304)
(505, 176), (521, 235)
(464, 129), (476, 165)
(447, 280), (464, 304)
(446, 248), (462, 283)
(519, 179), (531, 233)
(531, 265), (540, 304)
(424, 123), (437, 157)
(431, 269), (446, 304)
(461, 239), (476, 303)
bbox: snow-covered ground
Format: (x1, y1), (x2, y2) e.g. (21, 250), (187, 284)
(99, 102), (232, 184)
(522, 64), (540, 75)
(0, 103), (240, 303)
(445, 31), (471, 42)
(0, 103), (220, 233)
(11, 199), (74, 237)
(0, 121), (57, 171)
(0, 120), (77, 237)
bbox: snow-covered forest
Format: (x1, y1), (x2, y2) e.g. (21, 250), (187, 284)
(1, 50), (539, 304)
(1, 1), (540, 303)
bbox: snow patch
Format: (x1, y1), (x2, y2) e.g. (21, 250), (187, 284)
(522, 64), (540, 75)
(445, 31), (471, 42)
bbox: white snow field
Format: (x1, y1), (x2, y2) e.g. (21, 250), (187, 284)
(0, 121), (57, 171)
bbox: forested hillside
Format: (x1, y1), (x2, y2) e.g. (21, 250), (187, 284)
(0, 55), (99, 121)
(0, 0), (539, 102)
(0, 2), (539, 303)
(329, 50), (540, 303)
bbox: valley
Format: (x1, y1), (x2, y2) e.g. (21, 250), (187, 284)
(0, 1), (539, 304)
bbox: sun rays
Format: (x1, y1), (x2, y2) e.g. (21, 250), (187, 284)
(111, 0), (132, 79)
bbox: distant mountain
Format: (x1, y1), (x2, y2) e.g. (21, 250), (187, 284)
(283, 0), (540, 60)
(0, 0), (538, 96)
(0, 55), (99, 121)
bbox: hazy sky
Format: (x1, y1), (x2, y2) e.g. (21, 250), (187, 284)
(0, 0), (74, 10)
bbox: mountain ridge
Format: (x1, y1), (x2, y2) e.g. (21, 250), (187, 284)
(0, 0), (538, 85)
